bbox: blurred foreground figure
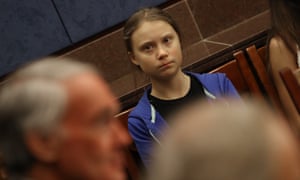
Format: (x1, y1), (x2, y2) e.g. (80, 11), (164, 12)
(0, 57), (130, 180)
(147, 99), (300, 180)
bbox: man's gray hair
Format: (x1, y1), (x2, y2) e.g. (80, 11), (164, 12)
(0, 57), (98, 174)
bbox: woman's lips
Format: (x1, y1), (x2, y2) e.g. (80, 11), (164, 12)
(159, 61), (173, 69)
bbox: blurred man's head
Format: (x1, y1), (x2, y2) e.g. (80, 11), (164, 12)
(148, 99), (300, 180)
(0, 58), (130, 179)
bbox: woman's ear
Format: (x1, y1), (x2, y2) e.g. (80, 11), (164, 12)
(128, 52), (139, 66)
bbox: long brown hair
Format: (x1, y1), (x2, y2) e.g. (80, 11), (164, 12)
(268, 0), (300, 55)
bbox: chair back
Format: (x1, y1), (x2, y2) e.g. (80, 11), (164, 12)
(210, 50), (263, 97)
(279, 67), (300, 114)
(244, 45), (283, 111)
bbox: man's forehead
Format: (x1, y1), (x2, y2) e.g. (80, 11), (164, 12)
(61, 72), (119, 118)
(62, 72), (102, 86)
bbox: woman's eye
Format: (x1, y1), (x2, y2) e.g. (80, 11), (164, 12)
(142, 44), (153, 52)
(164, 37), (172, 44)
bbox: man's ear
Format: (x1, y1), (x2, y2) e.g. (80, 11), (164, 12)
(128, 52), (139, 66)
(25, 132), (60, 163)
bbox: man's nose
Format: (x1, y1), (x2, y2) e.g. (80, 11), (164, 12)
(112, 120), (131, 146)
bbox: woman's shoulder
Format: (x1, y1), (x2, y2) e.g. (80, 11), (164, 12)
(269, 36), (287, 50)
(268, 35), (296, 69)
(269, 35), (297, 55)
(129, 91), (151, 118)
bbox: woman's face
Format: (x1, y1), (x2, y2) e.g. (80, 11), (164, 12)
(130, 20), (183, 80)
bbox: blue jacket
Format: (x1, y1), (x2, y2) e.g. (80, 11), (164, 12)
(128, 72), (240, 167)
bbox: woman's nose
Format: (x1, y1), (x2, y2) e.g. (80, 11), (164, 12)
(157, 45), (168, 60)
